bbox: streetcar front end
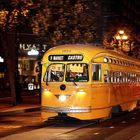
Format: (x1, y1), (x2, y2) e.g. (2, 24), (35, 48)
(41, 59), (92, 120)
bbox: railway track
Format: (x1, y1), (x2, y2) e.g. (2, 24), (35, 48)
(1, 108), (140, 140)
(50, 108), (140, 140)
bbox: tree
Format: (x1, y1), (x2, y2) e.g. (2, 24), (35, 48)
(30, 0), (98, 46)
(0, 0), (98, 104)
(103, 24), (140, 59)
(0, 0), (39, 104)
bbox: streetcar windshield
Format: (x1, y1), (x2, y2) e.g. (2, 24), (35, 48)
(66, 63), (89, 82)
(44, 64), (65, 82)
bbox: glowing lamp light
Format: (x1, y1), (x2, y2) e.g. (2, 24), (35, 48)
(27, 49), (39, 56)
(0, 56), (4, 63)
(122, 35), (128, 40)
(118, 30), (124, 34)
(59, 95), (67, 102)
(116, 35), (121, 40)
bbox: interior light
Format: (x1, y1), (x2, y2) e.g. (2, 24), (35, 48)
(27, 49), (39, 56)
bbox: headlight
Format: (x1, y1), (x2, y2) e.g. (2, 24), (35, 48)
(59, 95), (67, 102)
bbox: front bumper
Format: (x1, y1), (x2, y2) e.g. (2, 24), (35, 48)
(42, 106), (91, 113)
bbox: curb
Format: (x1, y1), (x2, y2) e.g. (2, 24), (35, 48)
(0, 106), (41, 116)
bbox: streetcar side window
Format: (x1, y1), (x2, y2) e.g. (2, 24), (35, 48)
(92, 64), (101, 81)
(104, 70), (109, 82)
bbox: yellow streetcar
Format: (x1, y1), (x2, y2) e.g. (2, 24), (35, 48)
(41, 44), (140, 120)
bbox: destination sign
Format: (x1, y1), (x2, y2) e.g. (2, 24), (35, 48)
(49, 54), (83, 61)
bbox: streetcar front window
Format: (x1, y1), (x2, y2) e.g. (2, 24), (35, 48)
(66, 63), (89, 82)
(44, 64), (65, 82)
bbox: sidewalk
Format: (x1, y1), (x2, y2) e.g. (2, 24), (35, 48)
(130, 133), (140, 140)
(0, 95), (41, 116)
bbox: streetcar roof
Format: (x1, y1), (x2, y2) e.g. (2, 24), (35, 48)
(42, 44), (140, 64)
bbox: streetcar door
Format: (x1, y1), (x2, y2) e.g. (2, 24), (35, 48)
(92, 64), (102, 81)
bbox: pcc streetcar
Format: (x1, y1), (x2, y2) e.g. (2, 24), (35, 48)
(41, 44), (140, 120)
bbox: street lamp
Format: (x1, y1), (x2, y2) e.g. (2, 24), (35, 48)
(114, 30), (128, 51)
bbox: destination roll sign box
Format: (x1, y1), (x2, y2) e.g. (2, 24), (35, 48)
(49, 54), (83, 61)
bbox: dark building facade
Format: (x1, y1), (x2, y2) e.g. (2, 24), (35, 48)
(0, 0), (139, 97)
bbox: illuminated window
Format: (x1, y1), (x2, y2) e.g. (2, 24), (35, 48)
(92, 64), (101, 81)
(110, 58), (113, 63)
(66, 63), (89, 82)
(44, 63), (65, 82)
(110, 71), (114, 83)
(116, 60), (119, 64)
(104, 70), (109, 82)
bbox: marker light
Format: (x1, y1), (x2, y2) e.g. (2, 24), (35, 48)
(59, 95), (67, 102)
(43, 89), (51, 95)
(104, 57), (108, 63)
(77, 89), (86, 95)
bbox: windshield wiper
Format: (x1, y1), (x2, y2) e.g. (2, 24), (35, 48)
(46, 81), (49, 86)
(73, 81), (77, 86)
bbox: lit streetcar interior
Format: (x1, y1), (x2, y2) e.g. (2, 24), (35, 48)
(43, 63), (89, 82)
